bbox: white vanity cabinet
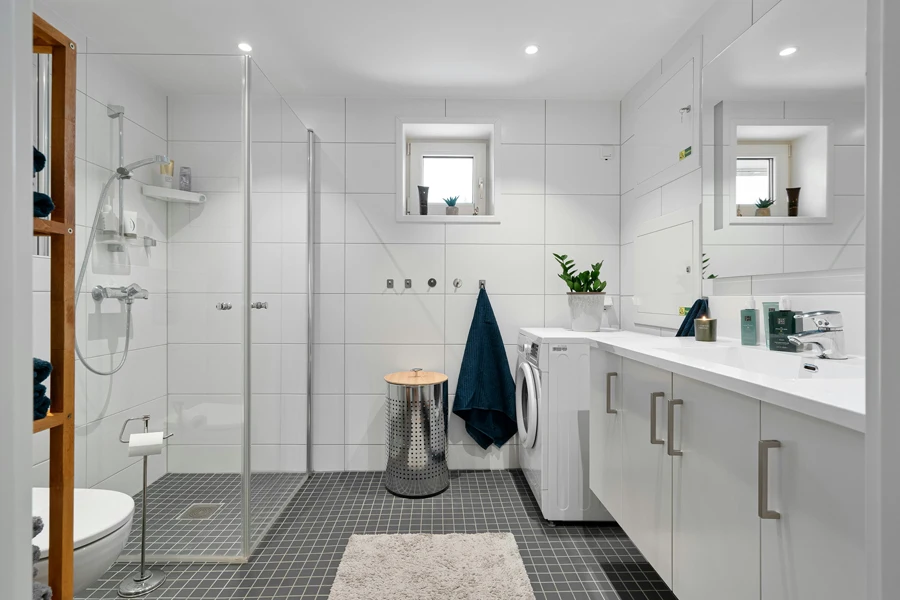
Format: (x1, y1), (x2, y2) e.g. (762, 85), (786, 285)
(621, 358), (674, 586)
(588, 348), (623, 519)
(671, 375), (761, 600)
(587, 354), (865, 600)
(759, 403), (865, 600)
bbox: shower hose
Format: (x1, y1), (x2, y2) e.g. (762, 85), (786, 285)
(74, 172), (133, 376)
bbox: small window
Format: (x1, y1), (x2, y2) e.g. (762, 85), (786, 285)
(735, 157), (774, 204)
(423, 156), (475, 205)
(408, 141), (487, 215)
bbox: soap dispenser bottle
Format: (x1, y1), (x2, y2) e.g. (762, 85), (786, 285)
(741, 299), (758, 346)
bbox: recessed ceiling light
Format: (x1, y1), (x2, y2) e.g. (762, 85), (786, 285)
(525, 45), (539, 55)
(238, 42), (253, 52)
(779, 47), (797, 57)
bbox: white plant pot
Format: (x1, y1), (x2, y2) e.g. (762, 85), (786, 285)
(567, 292), (606, 332)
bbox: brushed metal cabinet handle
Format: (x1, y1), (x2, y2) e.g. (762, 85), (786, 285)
(759, 440), (782, 519)
(650, 392), (665, 445)
(668, 399), (683, 456)
(606, 372), (618, 414)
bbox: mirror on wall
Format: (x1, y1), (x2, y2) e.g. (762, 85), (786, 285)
(701, 0), (866, 280)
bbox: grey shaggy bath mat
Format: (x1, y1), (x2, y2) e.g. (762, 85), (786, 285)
(328, 533), (535, 600)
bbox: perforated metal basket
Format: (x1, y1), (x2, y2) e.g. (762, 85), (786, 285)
(384, 370), (450, 498)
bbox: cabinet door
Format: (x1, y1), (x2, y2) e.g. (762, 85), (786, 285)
(629, 40), (701, 199)
(672, 375), (760, 600)
(589, 349), (623, 519)
(621, 358), (673, 585)
(760, 404), (865, 600)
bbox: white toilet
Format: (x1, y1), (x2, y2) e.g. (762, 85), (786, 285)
(33, 487), (135, 594)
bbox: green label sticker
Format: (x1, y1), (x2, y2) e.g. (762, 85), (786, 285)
(679, 146), (692, 161)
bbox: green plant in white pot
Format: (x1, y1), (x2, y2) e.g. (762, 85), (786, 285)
(554, 254), (608, 331)
(444, 196), (459, 215)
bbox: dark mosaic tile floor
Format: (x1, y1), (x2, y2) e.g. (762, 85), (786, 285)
(79, 470), (674, 600)
(122, 473), (306, 559)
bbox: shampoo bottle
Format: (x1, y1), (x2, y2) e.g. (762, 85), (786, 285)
(741, 299), (758, 346)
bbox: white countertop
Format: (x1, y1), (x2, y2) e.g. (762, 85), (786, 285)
(521, 328), (866, 433)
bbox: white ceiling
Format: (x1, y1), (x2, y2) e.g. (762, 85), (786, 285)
(40, 0), (720, 99)
(702, 0), (866, 103)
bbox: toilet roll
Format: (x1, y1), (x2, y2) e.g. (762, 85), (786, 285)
(127, 431), (165, 457)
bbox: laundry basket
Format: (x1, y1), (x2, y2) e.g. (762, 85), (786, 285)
(384, 369), (450, 498)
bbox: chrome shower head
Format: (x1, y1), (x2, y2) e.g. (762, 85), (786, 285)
(116, 155), (169, 179)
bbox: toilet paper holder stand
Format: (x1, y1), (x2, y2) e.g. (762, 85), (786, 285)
(117, 415), (174, 598)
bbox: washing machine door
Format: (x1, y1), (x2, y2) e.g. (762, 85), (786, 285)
(515, 360), (539, 449)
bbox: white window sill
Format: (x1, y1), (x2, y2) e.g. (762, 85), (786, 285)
(397, 214), (501, 224)
(731, 215), (833, 225)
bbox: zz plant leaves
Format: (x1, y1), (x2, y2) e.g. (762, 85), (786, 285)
(553, 254), (607, 293)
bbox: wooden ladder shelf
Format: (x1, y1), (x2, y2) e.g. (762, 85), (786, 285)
(33, 13), (77, 600)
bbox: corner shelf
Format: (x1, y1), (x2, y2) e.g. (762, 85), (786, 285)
(141, 185), (207, 204)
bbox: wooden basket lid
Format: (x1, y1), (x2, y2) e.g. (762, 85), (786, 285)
(384, 369), (448, 386)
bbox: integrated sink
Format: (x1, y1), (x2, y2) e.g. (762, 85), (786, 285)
(658, 345), (865, 381)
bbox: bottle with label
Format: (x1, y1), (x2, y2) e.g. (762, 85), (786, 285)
(769, 297), (800, 353)
(741, 299), (758, 346)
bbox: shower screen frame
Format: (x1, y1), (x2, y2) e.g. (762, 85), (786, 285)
(76, 51), (314, 564)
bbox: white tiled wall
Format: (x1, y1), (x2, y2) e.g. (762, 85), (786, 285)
(32, 7), (170, 495)
(277, 97), (622, 470)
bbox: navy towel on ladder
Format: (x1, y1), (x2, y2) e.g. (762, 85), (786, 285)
(453, 288), (518, 449)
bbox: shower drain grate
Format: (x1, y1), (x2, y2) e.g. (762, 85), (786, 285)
(177, 503), (223, 520)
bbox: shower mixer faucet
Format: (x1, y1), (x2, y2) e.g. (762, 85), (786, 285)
(92, 283), (150, 305)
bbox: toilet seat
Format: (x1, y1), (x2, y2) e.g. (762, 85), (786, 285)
(33, 488), (135, 558)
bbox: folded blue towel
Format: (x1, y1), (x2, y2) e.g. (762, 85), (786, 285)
(676, 298), (709, 337)
(34, 358), (52, 384)
(453, 288), (517, 449)
(34, 383), (51, 420)
(34, 146), (46, 174)
(34, 192), (55, 218)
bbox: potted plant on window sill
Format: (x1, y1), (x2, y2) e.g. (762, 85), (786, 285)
(755, 198), (775, 216)
(554, 254), (608, 332)
(444, 196), (459, 215)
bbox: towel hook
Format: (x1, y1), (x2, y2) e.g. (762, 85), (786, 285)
(479, 280), (486, 290)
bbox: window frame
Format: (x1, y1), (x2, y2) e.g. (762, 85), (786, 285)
(408, 140), (487, 216)
(735, 156), (776, 205)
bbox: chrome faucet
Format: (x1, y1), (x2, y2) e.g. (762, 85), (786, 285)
(92, 283), (150, 305)
(787, 310), (848, 360)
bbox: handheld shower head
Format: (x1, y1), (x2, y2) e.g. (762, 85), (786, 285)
(117, 155), (169, 179)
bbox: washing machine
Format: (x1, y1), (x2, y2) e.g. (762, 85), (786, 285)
(516, 328), (613, 522)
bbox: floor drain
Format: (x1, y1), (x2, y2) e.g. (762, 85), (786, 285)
(177, 503), (222, 520)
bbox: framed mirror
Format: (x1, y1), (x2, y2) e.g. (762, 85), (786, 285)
(701, 0), (865, 280)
